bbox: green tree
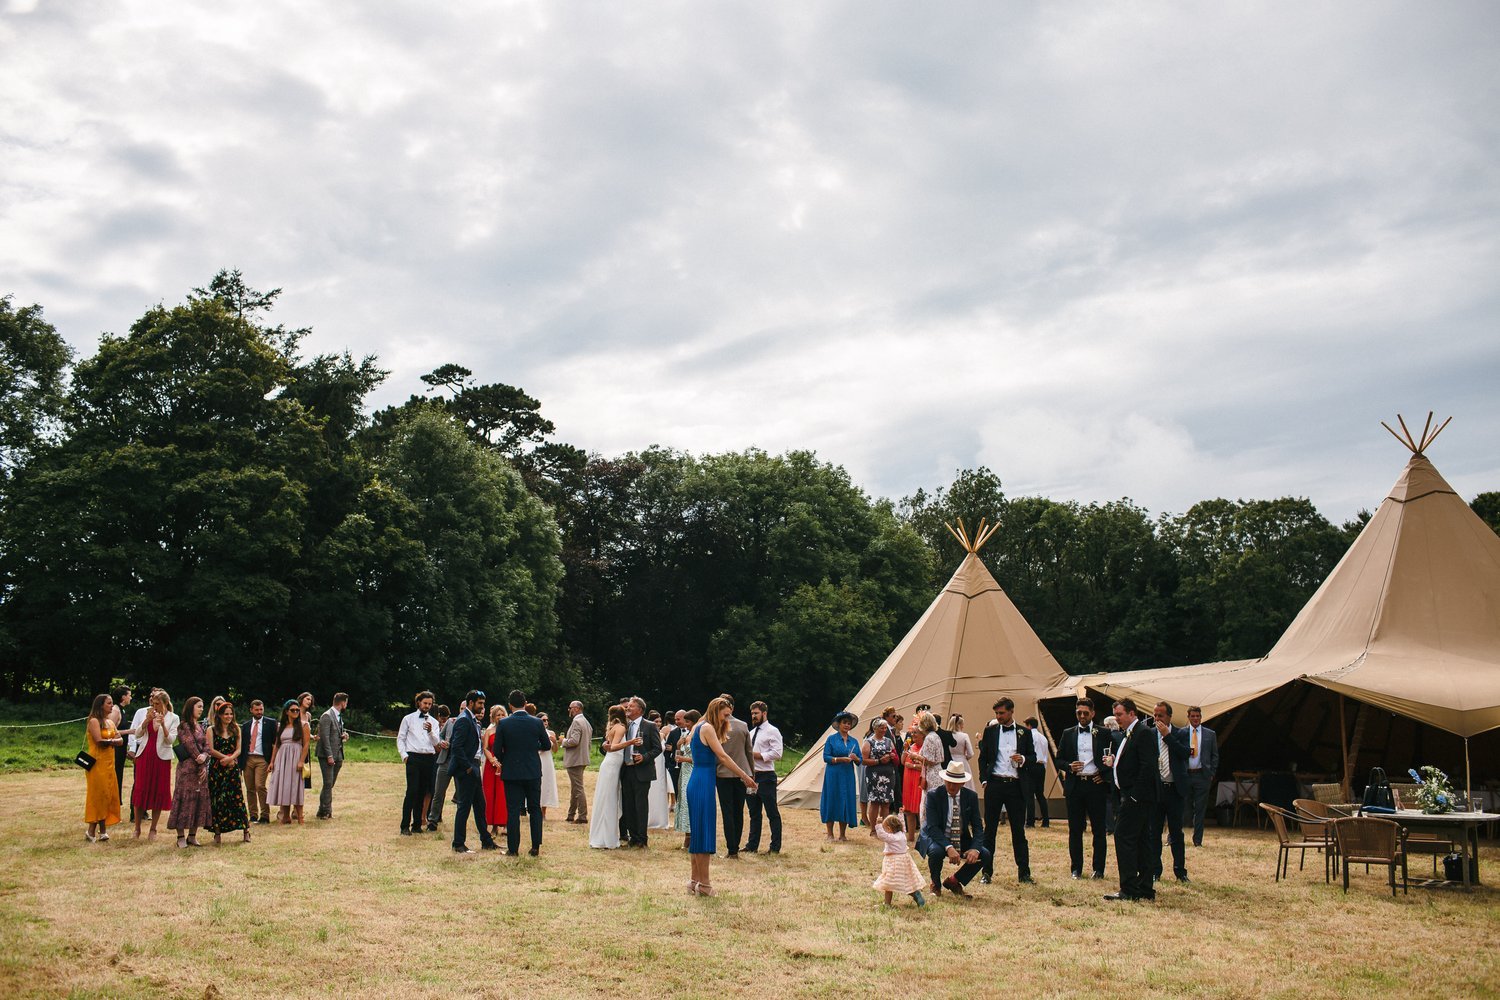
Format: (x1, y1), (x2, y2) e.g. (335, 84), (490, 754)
(0, 297), (72, 483)
(1471, 493), (1500, 536)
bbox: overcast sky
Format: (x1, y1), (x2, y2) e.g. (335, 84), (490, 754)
(3, 1), (1497, 521)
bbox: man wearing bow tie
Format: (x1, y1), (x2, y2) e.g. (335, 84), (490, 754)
(1105, 698), (1159, 901)
(977, 697), (1036, 885)
(1054, 698), (1112, 880)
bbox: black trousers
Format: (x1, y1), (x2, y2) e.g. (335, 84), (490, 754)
(1025, 762), (1050, 825)
(926, 842), (991, 890)
(402, 754), (436, 832)
(1184, 771), (1212, 845)
(982, 777), (1031, 878)
(504, 778), (543, 853)
(1151, 781), (1188, 878)
(620, 776), (651, 846)
(746, 772), (781, 851)
(1065, 776), (1109, 875)
(450, 769), (495, 850)
(718, 776), (747, 854)
(1114, 794), (1155, 899)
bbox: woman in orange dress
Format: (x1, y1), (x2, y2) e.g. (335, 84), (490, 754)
(901, 726), (926, 844)
(83, 693), (126, 841)
(483, 705), (508, 839)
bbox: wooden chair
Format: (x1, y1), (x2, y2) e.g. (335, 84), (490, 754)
(1332, 817), (1408, 896)
(1311, 782), (1344, 805)
(1292, 798), (1338, 882)
(1260, 804), (1326, 882)
(1231, 771), (1261, 828)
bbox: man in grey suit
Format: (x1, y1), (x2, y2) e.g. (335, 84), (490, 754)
(562, 701), (593, 823)
(426, 705), (454, 831)
(316, 693), (349, 819)
(715, 693), (754, 857)
(1182, 706), (1219, 847)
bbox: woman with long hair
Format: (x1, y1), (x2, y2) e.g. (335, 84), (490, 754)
(267, 701), (308, 824)
(483, 705), (509, 839)
(171, 696), (213, 847)
(206, 701), (250, 844)
(131, 689), (177, 840)
(589, 704), (629, 849)
(297, 693), (316, 792)
(685, 697), (757, 896)
(83, 693), (125, 841)
(673, 709), (700, 848)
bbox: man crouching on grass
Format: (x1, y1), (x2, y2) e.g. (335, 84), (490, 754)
(917, 760), (990, 897)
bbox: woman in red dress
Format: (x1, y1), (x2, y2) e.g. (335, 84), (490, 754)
(483, 705), (508, 840)
(131, 688), (178, 841)
(901, 726), (926, 844)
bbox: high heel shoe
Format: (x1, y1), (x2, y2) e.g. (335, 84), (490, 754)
(176, 837), (187, 849)
(695, 882), (714, 897)
(685, 880), (698, 895)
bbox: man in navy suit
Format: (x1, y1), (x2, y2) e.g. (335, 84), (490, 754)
(447, 691), (498, 854)
(1105, 698), (1160, 901)
(1182, 706), (1219, 847)
(917, 760), (991, 896)
(493, 689), (552, 856)
(1149, 702), (1191, 883)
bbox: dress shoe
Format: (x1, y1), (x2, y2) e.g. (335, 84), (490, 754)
(400, 829), (412, 837)
(1104, 892), (1136, 901)
(942, 877), (967, 896)
(978, 873), (991, 885)
(1176, 873), (1190, 883)
(528, 847), (539, 857)
(481, 843), (499, 851)
(426, 823), (438, 832)
(1071, 870), (1082, 880)
(1018, 875), (1035, 884)
(453, 847), (475, 855)
(1091, 871), (1105, 880)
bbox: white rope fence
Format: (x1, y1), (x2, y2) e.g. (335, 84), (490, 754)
(0, 716), (89, 729)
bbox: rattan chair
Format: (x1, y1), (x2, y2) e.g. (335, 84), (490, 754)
(1332, 817), (1408, 896)
(1292, 798), (1338, 882)
(1260, 804), (1326, 882)
(1311, 782), (1344, 804)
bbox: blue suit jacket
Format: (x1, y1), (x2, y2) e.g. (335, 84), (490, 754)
(446, 710), (482, 779)
(1161, 723), (1191, 789)
(917, 785), (984, 855)
(493, 710), (550, 781)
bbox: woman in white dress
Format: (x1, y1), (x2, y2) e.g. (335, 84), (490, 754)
(538, 712), (560, 817)
(589, 705), (629, 849)
(948, 714), (977, 793)
(648, 729), (671, 830)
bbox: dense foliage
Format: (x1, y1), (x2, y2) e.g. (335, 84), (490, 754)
(1, 274), (1492, 739)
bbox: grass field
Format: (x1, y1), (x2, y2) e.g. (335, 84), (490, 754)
(1, 761), (1497, 1000)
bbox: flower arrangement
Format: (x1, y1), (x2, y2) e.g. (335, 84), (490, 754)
(1407, 766), (1455, 814)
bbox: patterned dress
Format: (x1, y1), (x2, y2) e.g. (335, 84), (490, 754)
(865, 735), (897, 805)
(206, 730), (249, 833)
(674, 750), (694, 833)
(170, 722), (213, 830)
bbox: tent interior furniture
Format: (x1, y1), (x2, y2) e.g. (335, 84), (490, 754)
(1231, 772), (1261, 827)
(1261, 804), (1329, 882)
(1333, 817), (1408, 896)
(1292, 798), (1340, 882)
(1394, 810), (1498, 890)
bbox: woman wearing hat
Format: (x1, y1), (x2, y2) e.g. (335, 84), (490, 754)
(820, 711), (863, 841)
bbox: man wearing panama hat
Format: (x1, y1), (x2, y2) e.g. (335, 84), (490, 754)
(916, 759), (990, 896)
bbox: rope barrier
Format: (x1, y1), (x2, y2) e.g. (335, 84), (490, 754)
(344, 728), (397, 740)
(0, 716), (89, 729)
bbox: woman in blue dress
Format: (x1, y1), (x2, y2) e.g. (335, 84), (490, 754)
(821, 711), (863, 841)
(686, 696), (758, 897)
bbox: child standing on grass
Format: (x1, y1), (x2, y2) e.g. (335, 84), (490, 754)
(872, 813), (926, 907)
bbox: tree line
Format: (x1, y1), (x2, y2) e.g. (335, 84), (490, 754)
(3, 274), (1496, 741)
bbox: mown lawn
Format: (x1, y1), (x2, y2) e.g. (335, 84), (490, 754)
(0, 762), (1496, 1000)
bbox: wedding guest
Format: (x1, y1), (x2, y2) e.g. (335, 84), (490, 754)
(238, 699), (275, 824)
(447, 691), (498, 854)
(494, 691), (551, 856)
(900, 726), (925, 844)
(872, 814), (926, 907)
(674, 709), (700, 847)
(397, 691), (441, 835)
(863, 718), (899, 834)
(109, 686), (132, 806)
(483, 705), (509, 841)
(170, 696), (213, 848)
(83, 694), (125, 842)
(821, 711), (863, 840)
(714, 694), (753, 857)
(427, 704), (454, 831)
(663, 709), (686, 807)
(915, 712), (945, 803)
(297, 692), (316, 793)
(978, 697), (1036, 885)
(887, 710), (905, 807)
(948, 714), (976, 793)
(208, 695), (226, 726)
(267, 700), (308, 825)
(919, 761), (990, 897)
(588, 705), (628, 850)
(316, 693), (348, 820)
(537, 711), (560, 821)
(130, 689), (177, 840)
(206, 701), (250, 844)
(744, 700), (783, 854)
(561, 701), (592, 824)
(1025, 717), (1050, 828)
(1183, 706), (1219, 847)
(685, 697), (758, 896)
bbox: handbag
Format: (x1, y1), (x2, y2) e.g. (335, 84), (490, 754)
(75, 750), (96, 771)
(1360, 766), (1396, 813)
(173, 742), (191, 762)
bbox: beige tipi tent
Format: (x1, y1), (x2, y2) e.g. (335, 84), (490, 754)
(1085, 415), (1500, 790)
(779, 520), (1077, 809)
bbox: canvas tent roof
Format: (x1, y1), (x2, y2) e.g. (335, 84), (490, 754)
(1084, 434), (1500, 739)
(779, 525), (1076, 809)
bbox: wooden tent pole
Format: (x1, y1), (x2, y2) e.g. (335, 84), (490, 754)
(1339, 695), (1351, 801)
(1396, 413), (1417, 452)
(1425, 415), (1453, 451)
(1380, 421), (1411, 451)
(1465, 737), (1471, 809)
(1418, 411), (1434, 453)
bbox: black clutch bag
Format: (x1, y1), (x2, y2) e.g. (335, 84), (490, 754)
(173, 743), (191, 762)
(75, 750), (96, 771)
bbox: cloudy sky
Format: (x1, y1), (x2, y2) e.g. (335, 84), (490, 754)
(3, 1), (1497, 520)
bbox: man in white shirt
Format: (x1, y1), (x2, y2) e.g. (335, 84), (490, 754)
(239, 699), (275, 823)
(397, 690), (442, 835)
(744, 700), (784, 854)
(1183, 706), (1219, 847)
(977, 696), (1036, 884)
(1024, 717), (1051, 828)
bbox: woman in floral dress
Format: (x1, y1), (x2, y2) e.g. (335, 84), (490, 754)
(206, 701), (250, 844)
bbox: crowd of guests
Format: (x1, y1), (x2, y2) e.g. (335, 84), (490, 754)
(81, 686), (350, 847)
(79, 682), (1218, 906)
(819, 696), (1218, 904)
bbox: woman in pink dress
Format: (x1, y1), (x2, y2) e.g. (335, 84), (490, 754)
(131, 689), (178, 841)
(266, 701), (308, 824)
(170, 697), (213, 847)
(483, 705), (509, 838)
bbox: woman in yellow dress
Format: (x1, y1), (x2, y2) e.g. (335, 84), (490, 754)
(84, 693), (127, 841)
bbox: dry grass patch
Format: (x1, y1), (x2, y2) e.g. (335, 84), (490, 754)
(1, 765), (1496, 999)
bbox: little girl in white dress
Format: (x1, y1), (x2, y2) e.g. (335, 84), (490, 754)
(872, 814), (927, 907)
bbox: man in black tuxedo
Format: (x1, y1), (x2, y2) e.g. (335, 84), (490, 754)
(446, 691), (498, 854)
(1105, 698), (1159, 901)
(619, 696), (662, 847)
(917, 761), (990, 895)
(493, 689), (553, 856)
(977, 697), (1035, 884)
(1054, 698), (1112, 879)
(1148, 701), (1191, 883)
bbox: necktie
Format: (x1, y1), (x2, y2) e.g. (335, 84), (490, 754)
(1158, 730), (1171, 781)
(1191, 727), (1199, 756)
(948, 794), (962, 847)
(252, 719), (259, 748)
